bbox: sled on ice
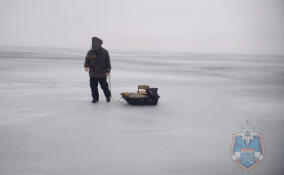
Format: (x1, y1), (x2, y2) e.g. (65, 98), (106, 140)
(121, 85), (160, 105)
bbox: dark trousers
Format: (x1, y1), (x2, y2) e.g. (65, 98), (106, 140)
(90, 77), (111, 100)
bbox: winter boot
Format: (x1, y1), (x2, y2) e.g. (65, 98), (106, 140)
(92, 98), (99, 103)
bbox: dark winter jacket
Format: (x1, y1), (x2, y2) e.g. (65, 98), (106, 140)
(84, 47), (111, 78)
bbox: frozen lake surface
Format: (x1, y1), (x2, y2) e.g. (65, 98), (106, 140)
(0, 47), (283, 175)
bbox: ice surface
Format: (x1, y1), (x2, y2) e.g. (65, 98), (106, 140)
(0, 47), (283, 175)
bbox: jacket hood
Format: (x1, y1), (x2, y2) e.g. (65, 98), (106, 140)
(92, 37), (103, 50)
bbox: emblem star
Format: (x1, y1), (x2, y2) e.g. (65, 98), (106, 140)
(235, 121), (258, 146)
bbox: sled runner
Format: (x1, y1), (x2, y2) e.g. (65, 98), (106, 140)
(121, 85), (160, 105)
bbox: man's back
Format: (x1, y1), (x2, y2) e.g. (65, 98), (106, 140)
(84, 47), (111, 78)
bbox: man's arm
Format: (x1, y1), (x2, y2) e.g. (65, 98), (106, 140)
(105, 51), (111, 74)
(84, 56), (91, 72)
(84, 50), (92, 72)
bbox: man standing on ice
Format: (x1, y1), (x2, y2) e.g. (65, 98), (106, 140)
(84, 37), (111, 103)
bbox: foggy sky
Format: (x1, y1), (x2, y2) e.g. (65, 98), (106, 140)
(0, 0), (284, 54)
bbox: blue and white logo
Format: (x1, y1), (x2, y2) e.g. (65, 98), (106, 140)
(230, 121), (264, 170)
